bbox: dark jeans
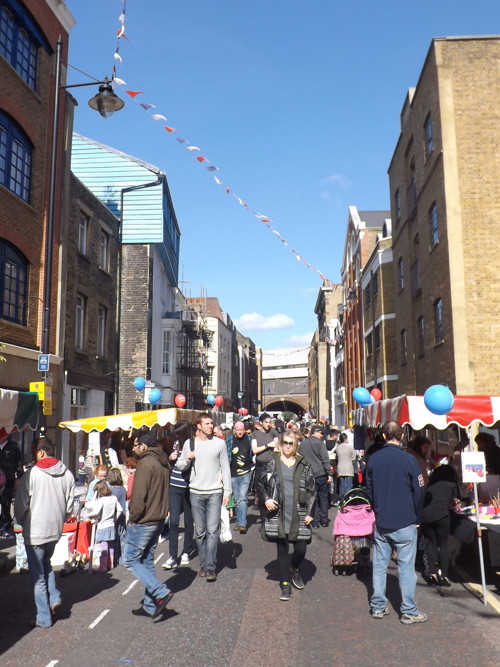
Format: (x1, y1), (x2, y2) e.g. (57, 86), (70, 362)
(313, 475), (330, 524)
(422, 515), (450, 576)
(276, 537), (307, 584)
(168, 485), (194, 559)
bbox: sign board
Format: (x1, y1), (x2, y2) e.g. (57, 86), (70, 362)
(42, 385), (52, 415)
(29, 381), (45, 400)
(462, 451), (486, 484)
(88, 431), (101, 457)
(38, 354), (49, 372)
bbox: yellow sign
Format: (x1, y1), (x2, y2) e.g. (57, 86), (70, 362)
(43, 386), (53, 415)
(29, 381), (45, 400)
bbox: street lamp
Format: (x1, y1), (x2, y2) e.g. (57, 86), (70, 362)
(42, 38), (124, 362)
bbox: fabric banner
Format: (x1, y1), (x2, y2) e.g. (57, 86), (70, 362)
(0, 389), (39, 436)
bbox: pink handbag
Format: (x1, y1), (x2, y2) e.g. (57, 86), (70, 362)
(333, 504), (375, 537)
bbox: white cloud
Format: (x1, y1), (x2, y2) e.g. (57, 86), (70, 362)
(321, 173), (351, 189)
(286, 331), (314, 345)
(235, 312), (295, 331)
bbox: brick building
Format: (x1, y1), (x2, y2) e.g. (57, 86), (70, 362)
(340, 207), (389, 417)
(361, 229), (398, 400)
(388, 37), (500, 396)
(59, 173), (120, 469)
(0, 0), (74, 442)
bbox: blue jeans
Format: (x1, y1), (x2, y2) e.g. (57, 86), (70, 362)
(26, 542), (60, 627)
(231, 474), (251, 528)
(371, 523), (419, 616)
(123, 522), (170, 615)
(338, 476), (353, 498)
(190, 492), (222, 571)
(168, 485), (194, 559)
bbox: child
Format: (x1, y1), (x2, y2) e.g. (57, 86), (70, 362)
(85, 464), (109, 501)
(125, 457), (138, 501)
(86, 480), (123, 570)
(107, 468), (127, 565)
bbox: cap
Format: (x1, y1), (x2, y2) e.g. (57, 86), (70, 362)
(311, 425), (325, 435)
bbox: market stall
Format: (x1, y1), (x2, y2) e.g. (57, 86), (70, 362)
(355, 393), (500, 605)
(59, 407), (230, 434)
(0, 388), (39, 438)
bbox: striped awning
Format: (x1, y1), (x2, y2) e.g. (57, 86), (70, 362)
(59, 408), (226, 434)
(355, 395), (500, 430)
(0, 389), (39, 437)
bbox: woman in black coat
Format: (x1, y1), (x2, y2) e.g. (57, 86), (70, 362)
(422, 464), (459, 587)
(256, 431), (316, 601)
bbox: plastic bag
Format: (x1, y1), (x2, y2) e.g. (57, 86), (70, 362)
(219, 505), (232, 543)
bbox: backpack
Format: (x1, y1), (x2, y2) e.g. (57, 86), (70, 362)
(332, 534), (355, 566)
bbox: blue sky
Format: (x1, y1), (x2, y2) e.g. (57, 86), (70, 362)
(66, 0), (500, 349)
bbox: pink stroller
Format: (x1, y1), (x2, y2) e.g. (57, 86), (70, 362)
(331, 488), (375, 576)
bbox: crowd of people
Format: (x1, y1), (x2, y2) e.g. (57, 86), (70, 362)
(0, 413), (491, 628)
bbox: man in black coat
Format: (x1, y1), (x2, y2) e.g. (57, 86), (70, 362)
(299, 425), (332, 527)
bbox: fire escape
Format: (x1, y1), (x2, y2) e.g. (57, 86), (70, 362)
(177, 309), (212, 410)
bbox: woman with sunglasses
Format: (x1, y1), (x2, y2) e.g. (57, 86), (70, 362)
(256, 431), (316, 601)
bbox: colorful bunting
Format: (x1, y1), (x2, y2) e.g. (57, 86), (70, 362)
(107, 0), (337, 287)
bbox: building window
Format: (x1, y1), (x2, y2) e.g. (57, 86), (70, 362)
(70, 387), (87, 406)
(424, 114), (434, 159)
(398, 257), (404, 291)
(372, 271), (378, 297)
(206, 366), (214, 387)
(0, 6), (37, 89)
(366, 333), (373, 357)
(434, 298), (444, 344)
(162, 329), (171, 375)
(394, 189), (401, 224)
(417, 316), (425, 358)
(429, 203), (439, 248)
(374, 325), (380, 351)
(365, 283), (371, 306)
(97, 305), (107, 357)
(411, 260), (421, 297)
(0, 239), (27, 324)
(407, 176), (417, 216)
(401, 329), (407, 365)
(0, 111), (32, 202)
(99, 229), (110, 271)
(78, 213), (89, 255)
(75, 293), (87, 350)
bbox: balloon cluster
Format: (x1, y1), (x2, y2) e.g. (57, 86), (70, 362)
(352, 387), (377, 407)
(238, 407), (249, 416)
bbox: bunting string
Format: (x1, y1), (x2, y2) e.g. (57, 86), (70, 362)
(109, 1), (338, 287)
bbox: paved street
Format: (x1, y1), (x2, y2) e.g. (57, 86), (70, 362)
(1, 506), (500, 667)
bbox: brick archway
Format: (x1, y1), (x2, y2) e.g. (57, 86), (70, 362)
(263, 396), (309, 414)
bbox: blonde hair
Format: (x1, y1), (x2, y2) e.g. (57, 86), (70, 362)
(280, 431), (299, 457)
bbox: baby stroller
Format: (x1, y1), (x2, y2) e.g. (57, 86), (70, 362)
(331, 488), (375, 576)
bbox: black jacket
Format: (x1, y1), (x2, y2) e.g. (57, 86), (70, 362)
(256, 453), (316, 541)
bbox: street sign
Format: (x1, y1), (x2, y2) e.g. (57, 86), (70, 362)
(38, 354), (49, 372)
(29, 381), (45, 400)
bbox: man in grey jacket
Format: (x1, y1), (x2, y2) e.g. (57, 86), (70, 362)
(14, 438), (74, 628)
(299, 425), (333, 527)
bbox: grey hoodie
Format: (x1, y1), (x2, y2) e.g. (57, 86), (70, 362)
(14, 457), (74, 545)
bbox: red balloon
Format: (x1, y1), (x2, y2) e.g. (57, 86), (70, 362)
(370, 388), (382, 401)
(174, 394), (186, 408)
(238, 407), (249, 416)
(214, 395), (224, 407)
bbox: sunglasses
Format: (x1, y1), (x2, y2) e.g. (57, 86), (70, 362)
(282, 441), (294, 446)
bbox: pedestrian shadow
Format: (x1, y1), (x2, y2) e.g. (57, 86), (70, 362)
(263, 556), (317, 584)
(217, 541), (243, 571)
(0, 567), (119, 657)
(163, 566), (198, 593)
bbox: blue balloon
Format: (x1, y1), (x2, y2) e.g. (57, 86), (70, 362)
(206, 394), (215, 406)
(424, 385), (454, 415)
(353, 387), (371, 407)
(148, 388), (162, 405)
(133, 377), (146, 391)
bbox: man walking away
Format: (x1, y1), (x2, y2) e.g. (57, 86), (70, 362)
(299, 425), (332, 527)
(251, 413), (279, 523)
(335, 433), (356, 498)
(366, 420), (426, 625)
(14, 438), (74, 628)
(0, 434), (23, 536)
(177, 413), (231, 582)
(124, 431), (172, 619)
(227, 421), (253, 534)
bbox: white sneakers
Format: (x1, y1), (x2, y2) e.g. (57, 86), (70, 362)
(162, 553), (190, 570)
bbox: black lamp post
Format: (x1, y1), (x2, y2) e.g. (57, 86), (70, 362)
(42, 38), (124, 362)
